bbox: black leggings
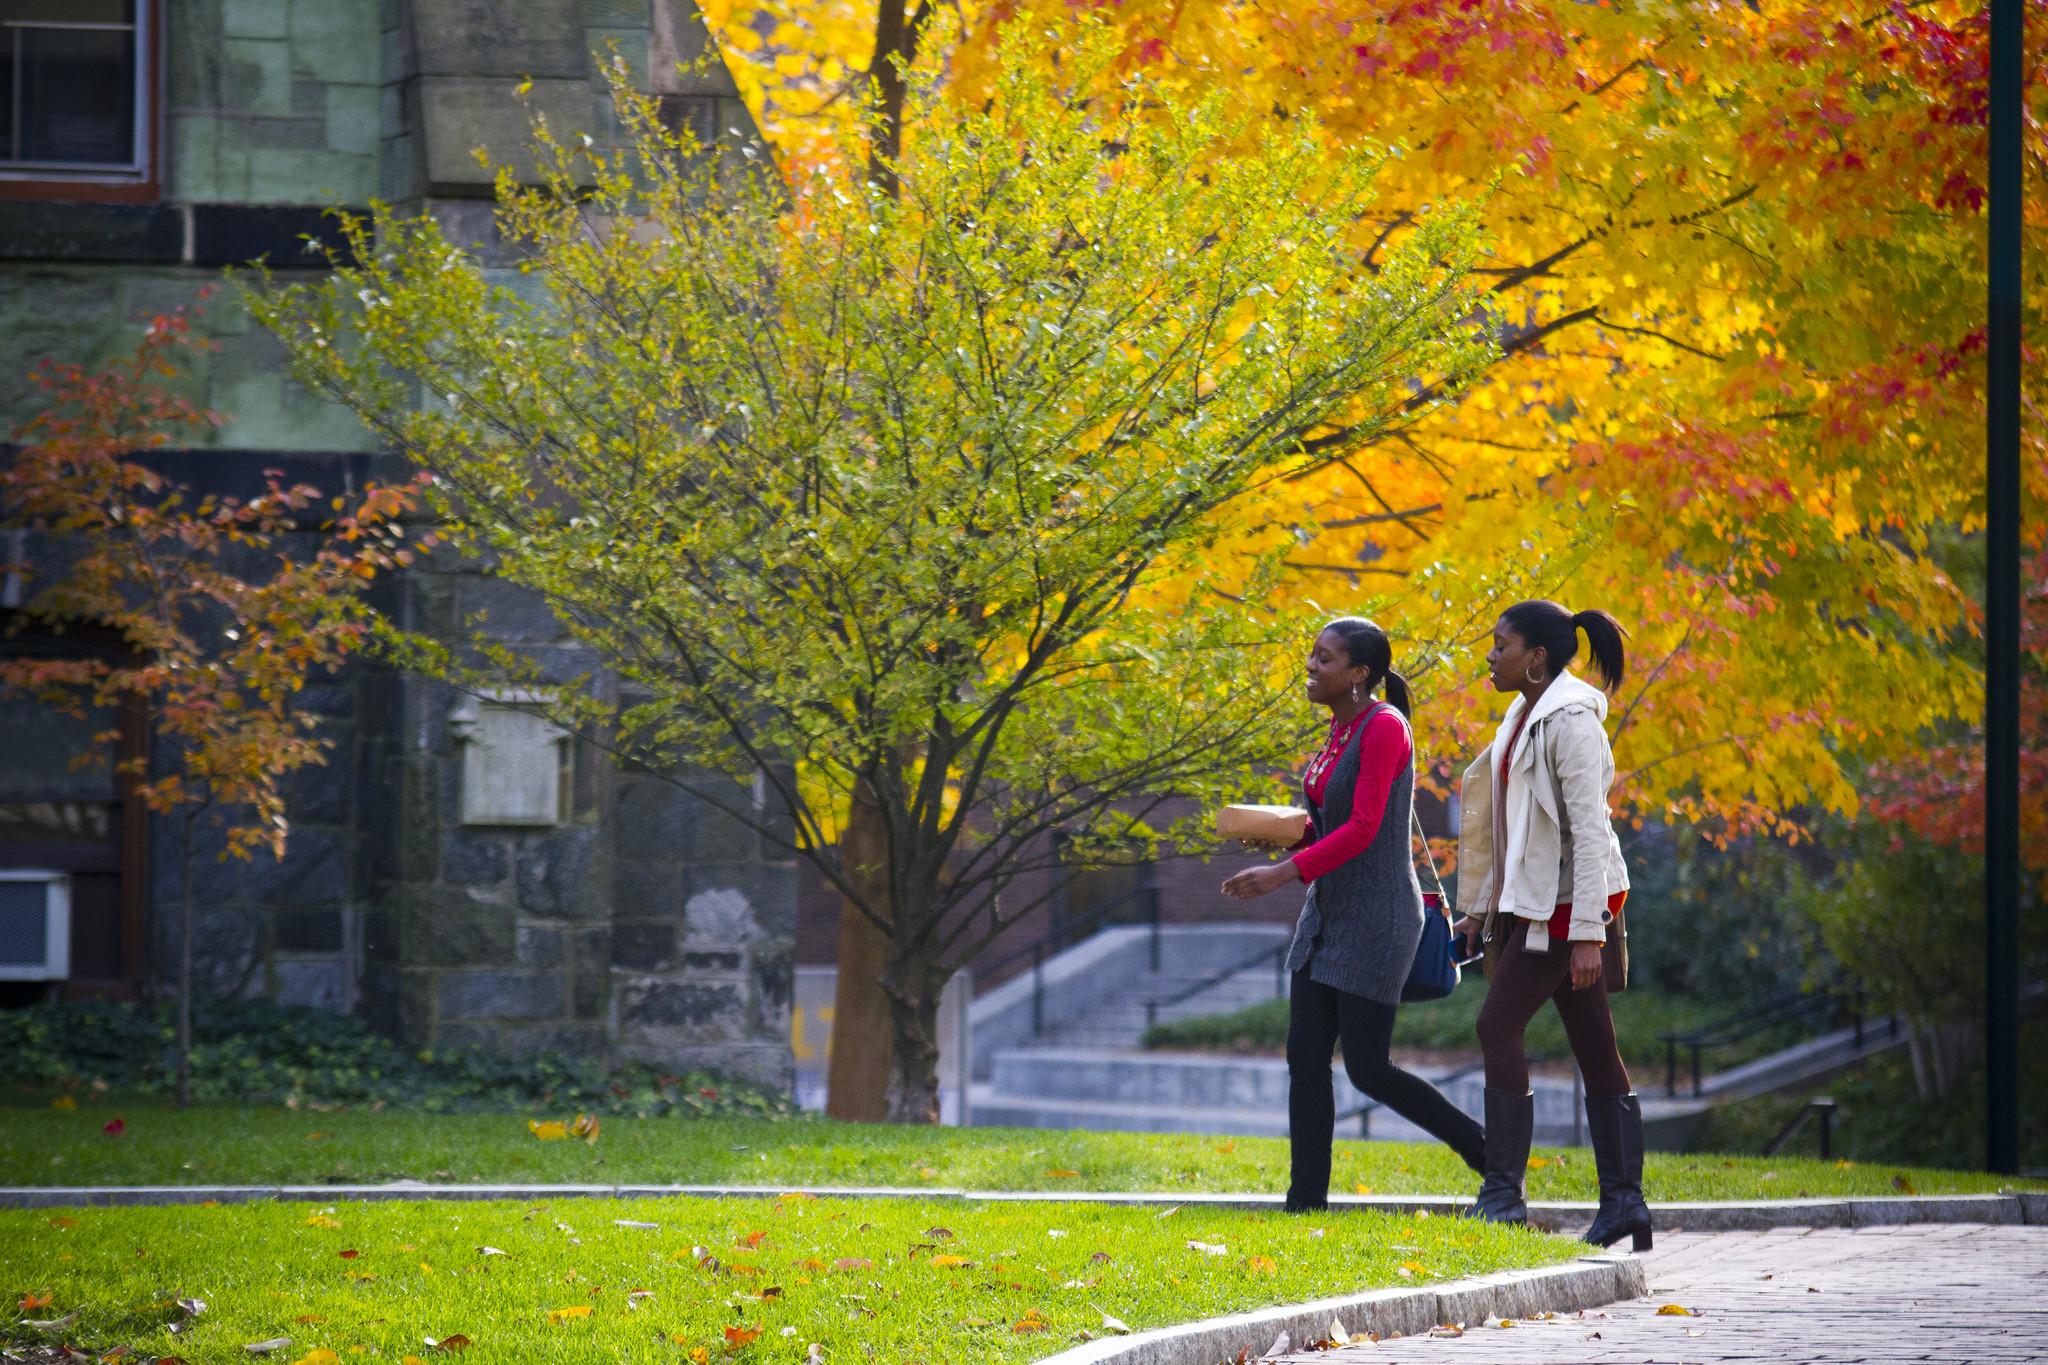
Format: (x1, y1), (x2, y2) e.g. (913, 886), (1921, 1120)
(1475, 916), (1632, 1096)
(1286, 968), (1485, 1208)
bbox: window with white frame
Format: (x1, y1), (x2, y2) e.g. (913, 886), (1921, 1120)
(0, 0), (148, 178)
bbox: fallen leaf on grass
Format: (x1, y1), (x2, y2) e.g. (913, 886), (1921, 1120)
(51, 1095), (76, 1110)
(1099, 1312), (1131, 1335)
(685, 1349), (709, 1364)
(1011, 1313), (1048, 1335)
(477, 1247), (506, 1258)
(1186, 1241), (1227, 1256)
(833, 1258), (872, 1271)
(1526, 1156), (1551, 1170)
(528, 1120), (567, 1141)
(304, 1215), (341, 1230)
(1655, 1304), (1699, 1317)
(626, 1290), (655, 1310)
(930, 1254), (976, 1269)
(739, 1231), (767, 1249)
(569, 1113), (600, 1143)
(1353, 1183), (1374, 1195)
(49, 1216), (77, 1229)
(20, 1293), (53, 1311)
(614, 1220), (658, 1230)
(1245, 1255), (1277, 1276)
(423, 1335), (469, 1351)
(23, 1311), (79, 1333)
(294, 1314), (326, 1324)
(1891, 1175), (1918, 1195)
(1154, 1206), (1179, 1220)
(777, 1191), (816, 1203)
(243, 1339), (291, 1355)
(805, 1345), (825, 1364)
(723, 1325), (761, 1349)
(291, 1351), (340, 1365)
(546, 1307), (592, 1325)
(1044, 1169), (1079, 1179)
(102, 1117), (125, 1137)
(338, 1250), (358, 1260)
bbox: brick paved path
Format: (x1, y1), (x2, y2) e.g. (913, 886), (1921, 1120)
(1287, 1225), (2048, 1364)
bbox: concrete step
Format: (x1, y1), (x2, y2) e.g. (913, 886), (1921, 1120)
(970, 924), (1292, 1078)
(967, 1079), (1590, 1147)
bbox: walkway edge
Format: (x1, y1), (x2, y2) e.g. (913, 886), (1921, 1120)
(1033, 1253), (1646, 1365)
(0, 1185), (2039, 1227)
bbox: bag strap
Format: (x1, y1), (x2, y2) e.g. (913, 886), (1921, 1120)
(1411, 805), (1449, 906)
(1405, 718), (1450, 911)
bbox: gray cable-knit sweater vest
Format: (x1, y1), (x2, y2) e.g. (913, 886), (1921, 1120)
(1282, 703), (1425, 1005)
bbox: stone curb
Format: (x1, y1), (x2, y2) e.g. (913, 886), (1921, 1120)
(0, 1184), (2040, 1226)
(1034, 1253), (1647, 1365)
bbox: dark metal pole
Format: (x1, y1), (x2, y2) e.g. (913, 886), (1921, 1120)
(1985, 0), (2023, 1176)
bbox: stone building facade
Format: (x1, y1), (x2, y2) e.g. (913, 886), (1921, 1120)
(0, 0), (795, 1089)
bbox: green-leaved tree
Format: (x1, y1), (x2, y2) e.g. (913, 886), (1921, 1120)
(251, 26), (1494, 1119)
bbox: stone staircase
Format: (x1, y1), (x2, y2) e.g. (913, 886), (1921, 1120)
(968, 923), (1295, 1078)
(967, 924), (1925, 1150)
(968, 1046), (1596, 1144)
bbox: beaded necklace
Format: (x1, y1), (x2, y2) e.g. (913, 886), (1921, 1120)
(1303, 707), (1371, 799)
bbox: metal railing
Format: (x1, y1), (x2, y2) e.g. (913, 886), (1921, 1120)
(1660, 988), (1893, 1098)
(1764, 1096), (1839, 1159)
(1337, 1058), (1488, 1139)
(976, 875), (1163, 1040)
(1141, 939), (1292, 1033)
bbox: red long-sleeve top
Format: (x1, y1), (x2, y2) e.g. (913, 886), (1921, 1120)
(1293, 706), (1409, 884)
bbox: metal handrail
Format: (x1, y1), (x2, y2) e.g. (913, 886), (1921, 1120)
(1660, 986), (1881, 1098)
(1141, 940), (1293, 1032)
(1337, 1059), (1487, 1139)
(975, 875), (1162, 1041)
(980, 876), (1163, 985)
(1764, 1096), (1838, 1159)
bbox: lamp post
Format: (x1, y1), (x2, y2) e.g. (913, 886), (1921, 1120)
(1984, 0), (2022, 1176)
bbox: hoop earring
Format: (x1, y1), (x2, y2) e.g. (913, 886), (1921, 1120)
(1524, 660), (1547, 687)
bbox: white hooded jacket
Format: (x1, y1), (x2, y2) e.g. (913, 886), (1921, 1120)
(1455, 669), (1630, 946)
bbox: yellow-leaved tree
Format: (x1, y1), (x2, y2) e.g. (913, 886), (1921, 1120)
(700, 0), (2048, 847)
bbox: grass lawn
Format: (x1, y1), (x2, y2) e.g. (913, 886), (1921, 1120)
(1144, 989), (1811, 1079)
(0, 1196), (1580, 1363)
(3, 1099), (2039, 1200)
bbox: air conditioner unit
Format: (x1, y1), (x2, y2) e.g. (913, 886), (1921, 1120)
(0, 871), (70, 981)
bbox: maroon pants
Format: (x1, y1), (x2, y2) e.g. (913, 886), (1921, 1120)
(1476, 916), (1632, 1096)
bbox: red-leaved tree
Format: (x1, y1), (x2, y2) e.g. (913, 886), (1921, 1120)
(0, 310), (430, 1105)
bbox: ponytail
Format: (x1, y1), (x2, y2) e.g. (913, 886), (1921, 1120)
(1571, 609), (1628, 690)
(1382, 667), (1413, 719)
(1500, 600), (1630, 692)
(1321, 616), (1415, 718)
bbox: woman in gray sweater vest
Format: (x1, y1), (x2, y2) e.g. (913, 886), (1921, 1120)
(1222, 618), (1486, 1211)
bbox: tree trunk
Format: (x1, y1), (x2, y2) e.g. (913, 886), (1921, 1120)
(826, 784), (894, 1122)
(883, 983), (943, 1124)
(175, 807), (196, 1110)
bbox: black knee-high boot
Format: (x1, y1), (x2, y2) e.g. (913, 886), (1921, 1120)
(1582, 1092), (1653, 1251)
(1470, 1087), (1533, 1224)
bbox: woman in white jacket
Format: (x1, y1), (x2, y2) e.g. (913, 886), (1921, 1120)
(1452, 600), (1649, 1251)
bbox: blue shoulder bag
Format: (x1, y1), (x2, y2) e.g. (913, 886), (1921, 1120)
(1400, 807), (1463, 1003)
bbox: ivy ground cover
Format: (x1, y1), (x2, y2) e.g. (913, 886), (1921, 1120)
(0, 1196), (1579, 1364)
(4, 1103), (2038, 1200)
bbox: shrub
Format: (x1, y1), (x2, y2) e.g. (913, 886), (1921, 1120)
(0, 997), (799, 1119)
